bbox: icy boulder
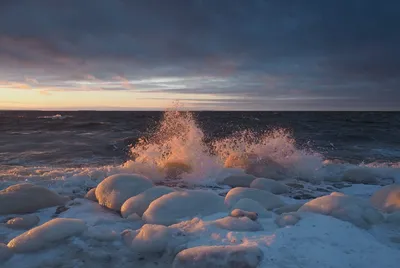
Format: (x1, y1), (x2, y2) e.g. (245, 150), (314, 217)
(219, 174), (257, 188)
(121, 186), (175, 218)
(0, 183), (68, 215)
(225, 187), (284, 210)
(274, 203), (304, 215)
(250, 178), (289, 194)
(214, 216), (263, 231)
(95, 174), (154, 211)
(386, 211), (400, 225)
(173, 245), (264, 268)
(245, 158), (286, 180)
(275, 212), (301, 227)
(342, 168), (379, 184)
(299, 192), (383, 229)
(231, 198), (272, 218)
(370, 184), (400, 213)
(7, 218), (87, 253)
(85, 188), (97, 202)
(0, 243), (12, 263)
(6, 215), (40, 230)
(143, 190), (227, 225)
(122, 224), (172, 253)
(230, 209), (258, 221)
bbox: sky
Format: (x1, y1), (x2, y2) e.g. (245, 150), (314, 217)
(0, 0), (399, 111)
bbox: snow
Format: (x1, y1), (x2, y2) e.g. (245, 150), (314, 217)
(121, 186), (175, 218)
(122, 224), (175, 253)
(250, 177), (289, 194)
(84, 188), (97, 202)
(370, 184), (400, 213)
(7, 218), (87, 253)
(275, 212), (301, 227)
(172, 245), (264, 268)
(273, 203), (304, 214)
(0, 243), (12, 262)
(299, 192), (384, 229)
(95, 173), (154, 211)
(143, 190), (227, 225)
(213, 216), (263, 232)
(0, 183), (68, 215)
(225, 187), (285, 210)
(231, 198), (272, 218)
(230, 209), (259, 221)
(6, 215), (40, 230)
(1, 181), (399, 267)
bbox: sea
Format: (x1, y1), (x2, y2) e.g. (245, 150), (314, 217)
(0, 110), (400, 185)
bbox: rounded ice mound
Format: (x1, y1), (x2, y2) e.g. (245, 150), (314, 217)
(274, 203), (304, 215)
(230, 209), (258, 221)
(0, 243), (12, 263)
(0, 183), (68, 215)
(370, 184), (400, 213)
(6, 214), (40, 230)
(386, 211), (400, 225)
(95, 173), (154, 211)
(121, 186), (175, 218)
(173, 245), (264, 268)
(122, 224), (172, 253)
(342, 167), (379, 184)
(299, 192), (384, 229)
(219, 174), (257, 188)
(214, 216), (263, 231)
(7, 218), (87, 253)
(231, 198), (272, 218)
(143, 190), (227, 226)
(250, 178), (289, 194)
(225, 187), (285, 210)
(85, 188), (97, 202)
(275, 212), (301, 227)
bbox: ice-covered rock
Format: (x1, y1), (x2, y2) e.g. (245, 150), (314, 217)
(370, 184), (400, 213)
(230, 209), (258, 221)
(6, 215), (40, 230)
(0, 183), (68, 215)
(7, 218), (87, 253)
(173, 245), (264, 268)
(225, 187), (285, 210)
(121, 186), (175, 217)
(0, 243), (12, 263)
(95, 173), (154, 211)
(231, 198), (272, 218)
(250, 178), (289, 194)
(214, 216), (263, 231)
(275, 212), (301, 227)
(299, 192), (383, 229)
(219, 174), (257, 188)
(274, 203), (304, 214)
(143, 190), (227, 225)
(85, 226), (118, 241)
(122, 224), (172, 253)
(386, 211), (400, 225)
(342, 168), (379, 184)
(245, 158), (286, 180)
(85, 188), (97, 202)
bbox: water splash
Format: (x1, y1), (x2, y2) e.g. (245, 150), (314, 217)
(124, 108), (324, 183)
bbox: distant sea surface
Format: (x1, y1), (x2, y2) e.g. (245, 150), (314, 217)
(0, 111), (399, 175)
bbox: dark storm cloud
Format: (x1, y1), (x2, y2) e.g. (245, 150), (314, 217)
(0, 0), (399, 108)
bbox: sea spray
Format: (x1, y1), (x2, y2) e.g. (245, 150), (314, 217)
(124, 109), (324, 183)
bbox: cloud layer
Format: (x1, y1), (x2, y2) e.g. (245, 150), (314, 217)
(1, 0), (399, 109)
